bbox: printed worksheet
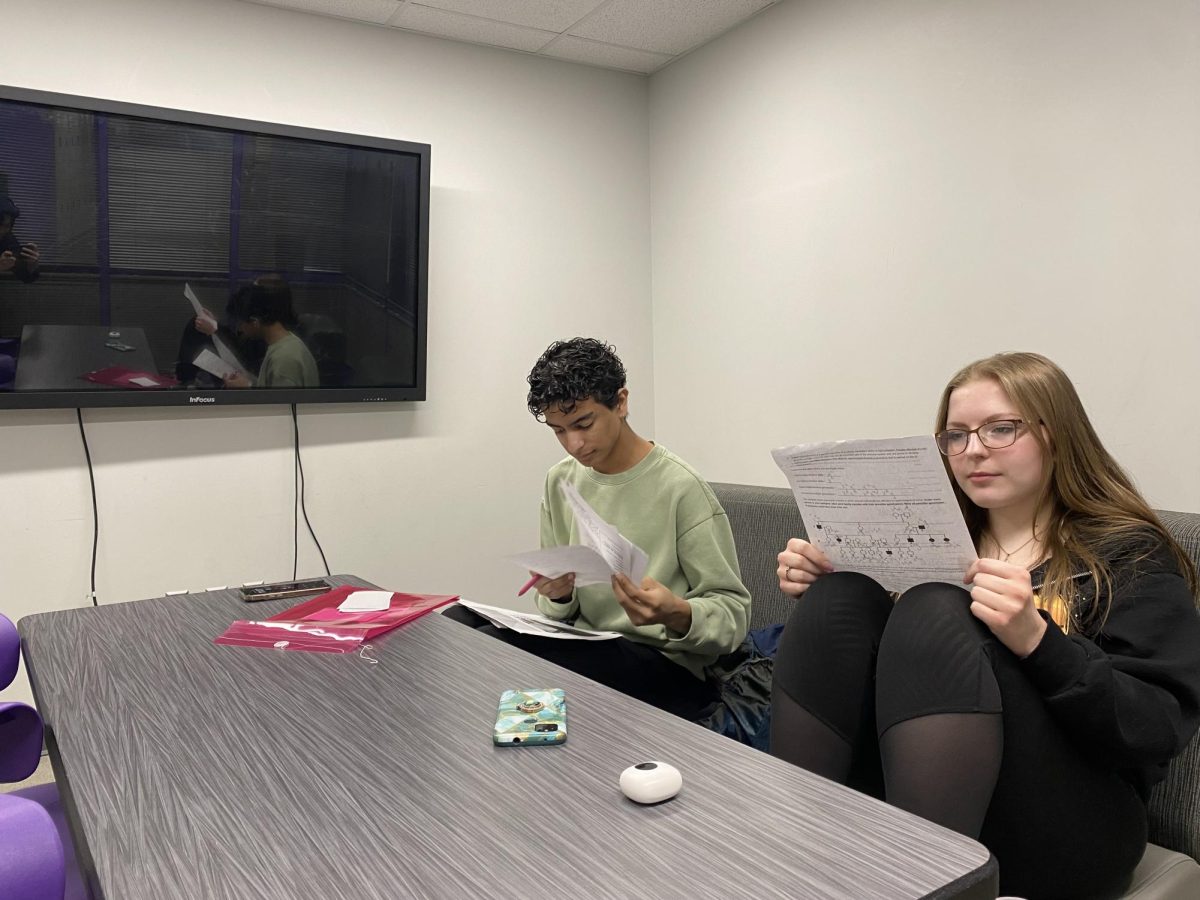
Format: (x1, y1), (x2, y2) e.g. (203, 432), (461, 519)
(455, 599), (622, 640)
(509, 545), (621, 587)
(559, 481), (649, 584)
(771, 435), (977, 593)
(508, 481), (649, 587)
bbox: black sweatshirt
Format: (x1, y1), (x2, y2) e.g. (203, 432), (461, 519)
(1021, 536), (1200, 800)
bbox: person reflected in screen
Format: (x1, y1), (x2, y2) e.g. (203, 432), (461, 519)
(770, 351), (1200, 900)
(443, 337), (751, 720)
(176, 276), (274, 386)
(222, 276), (318, 388)
(0, 197), (40, 284)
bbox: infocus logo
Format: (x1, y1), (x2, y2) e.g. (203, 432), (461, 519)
(189, 396), (216, 404)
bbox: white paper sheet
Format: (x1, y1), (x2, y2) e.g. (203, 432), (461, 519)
(558, 481), (649, 584)
(507, 545), (615, 587)
(192, 347), (237, 380)
(771, 435), (978, 593)
(183, 282), (218, 332)
(129, 376), (159, 387)
(210, 333), (251, 380)
(337, 590), (393, 613)
(455, 599), (622, 640)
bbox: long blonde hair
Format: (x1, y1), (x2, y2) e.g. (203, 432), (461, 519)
(934, 352), (1197, 632)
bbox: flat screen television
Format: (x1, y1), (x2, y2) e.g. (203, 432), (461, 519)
(0, 85), (429, 409)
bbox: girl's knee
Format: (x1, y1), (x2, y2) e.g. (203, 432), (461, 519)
(892, 581), (976, 629)
(787, 571), (892, 629)
(879, 582), (994, 674)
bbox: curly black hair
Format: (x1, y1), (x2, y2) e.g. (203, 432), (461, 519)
(527, 338), (626, 420)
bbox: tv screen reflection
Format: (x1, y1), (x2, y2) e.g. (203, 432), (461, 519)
(0, 92), (428, 403)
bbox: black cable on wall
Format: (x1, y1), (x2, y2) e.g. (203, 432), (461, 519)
(76, 409), (99, 606)
(74, 405), (331, 599)
(292, 404), (331, 578)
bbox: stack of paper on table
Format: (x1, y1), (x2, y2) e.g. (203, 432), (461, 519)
(455, 599), (622, 640)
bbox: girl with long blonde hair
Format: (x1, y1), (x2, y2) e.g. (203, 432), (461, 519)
(771, 352), (1199, 899)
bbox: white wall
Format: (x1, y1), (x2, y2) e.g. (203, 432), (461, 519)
(649, 0), (1200, 512)
(7, 0), (1199, 712)
(0, 0), (652, 705)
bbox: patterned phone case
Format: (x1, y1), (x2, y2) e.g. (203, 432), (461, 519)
(493, 689), (567, 746)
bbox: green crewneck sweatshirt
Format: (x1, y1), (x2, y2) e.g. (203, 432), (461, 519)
(259, 332), (319, 388)
(534, 444), (751, 679)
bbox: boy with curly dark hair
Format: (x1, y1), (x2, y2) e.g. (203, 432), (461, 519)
(452, 337), (750, 719)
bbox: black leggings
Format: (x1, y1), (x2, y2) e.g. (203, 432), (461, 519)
(442, 604), (718, 720)
(771, 572), (1146, 900)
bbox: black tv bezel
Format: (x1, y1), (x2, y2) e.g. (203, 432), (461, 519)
(0, 84), (430, 410)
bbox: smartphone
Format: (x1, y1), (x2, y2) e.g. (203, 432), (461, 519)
(239, 578), (330, 602)
(493, 689), (567, 746)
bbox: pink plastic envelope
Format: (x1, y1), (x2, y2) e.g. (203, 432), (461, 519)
(214, 619), (368, 654)
(214, 586), (459, 653)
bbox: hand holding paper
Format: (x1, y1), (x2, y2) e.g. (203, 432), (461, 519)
(509, 545), (617, 588)
(610, 572), (692, 633)
(518, 571), (574, 600)
(771, 435), (977, 593)
(184, 283), (218, 333)
(509, 481), (648, 591)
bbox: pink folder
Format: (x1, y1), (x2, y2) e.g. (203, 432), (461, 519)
(214, 585), (458, 653)
(83, 365), (178, 389)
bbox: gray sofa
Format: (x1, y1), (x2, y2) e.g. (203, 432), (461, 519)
(710, 482), (1200, 900)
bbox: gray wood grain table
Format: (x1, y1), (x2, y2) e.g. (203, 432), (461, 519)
(14, 324), (159, 389)
(20, 576), (998, 899)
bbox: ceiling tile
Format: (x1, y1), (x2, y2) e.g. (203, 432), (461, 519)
(413, 0), (604, 33)
(388, 4), (557, 52)
(247, 0), (403, 26)
(539, 36), (672, 75)
(570, 0), (773, 56)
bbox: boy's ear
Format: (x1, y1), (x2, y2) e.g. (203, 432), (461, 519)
(615, 387), (630, 417)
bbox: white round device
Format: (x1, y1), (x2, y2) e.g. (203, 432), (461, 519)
(619, 761), (682, 804)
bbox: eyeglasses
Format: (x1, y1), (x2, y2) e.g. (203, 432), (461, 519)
(935, 419), (1026, 456)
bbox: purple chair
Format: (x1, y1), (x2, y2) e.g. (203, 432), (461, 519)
(0, 337), (17, 390)
(0, 611), (18, 691)
(0, 793), (66, 899)
(1, 614), (87, 899)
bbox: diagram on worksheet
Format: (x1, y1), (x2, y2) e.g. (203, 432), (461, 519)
(772, 436), (978, 593)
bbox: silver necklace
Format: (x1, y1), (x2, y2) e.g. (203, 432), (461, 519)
(986, 530), (1038, 562)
